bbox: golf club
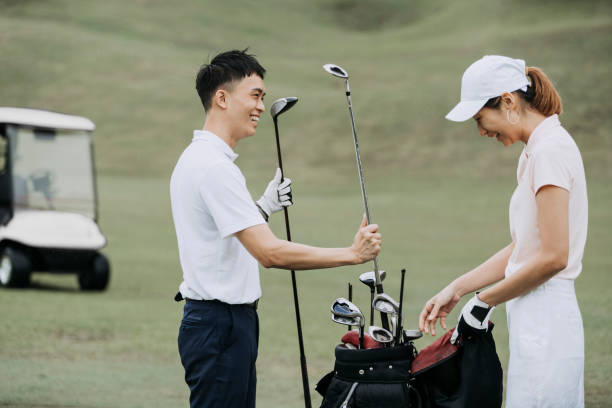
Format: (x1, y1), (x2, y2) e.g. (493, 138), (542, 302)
(323, 63), (389, 331)
(368, 325), (394, 348)
(403, 329), (423, 343)
(331, 298), (365, 348)
(390, 315), (397, 346)
(396, 268), (406, 344)
(270, 96), (312, 408)
(359, 270), (386, 326)
(348, 282), (353, 331)
(372, 292), (400, 341)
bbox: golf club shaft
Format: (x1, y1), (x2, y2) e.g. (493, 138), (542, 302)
(273, 118), (312, 408)
(359, 326), (364, 349)
(344, 79), (389, 331)
(369, 288), (374, 327)
(348, 283), (353, 331)
(396, 268), (406, 344)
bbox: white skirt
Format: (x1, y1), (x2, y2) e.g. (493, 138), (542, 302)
(505, 278), (584, 408)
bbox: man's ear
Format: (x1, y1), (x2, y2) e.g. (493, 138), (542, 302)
(214, 89), (228, 110)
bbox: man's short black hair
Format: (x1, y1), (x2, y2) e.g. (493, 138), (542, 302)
(195, 48), (266, 112)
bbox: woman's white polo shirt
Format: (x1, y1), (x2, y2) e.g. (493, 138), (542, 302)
(506, 115), (588, 280)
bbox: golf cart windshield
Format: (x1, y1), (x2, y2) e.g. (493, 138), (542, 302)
(7, 125), (96, 219)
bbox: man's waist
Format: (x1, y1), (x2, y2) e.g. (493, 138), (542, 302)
(187, 297), (259, 310)
(175, 291), (258, 310)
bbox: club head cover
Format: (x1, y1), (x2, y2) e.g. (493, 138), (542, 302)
(341, 330), (382, 349)
(451, 293), (495, 344)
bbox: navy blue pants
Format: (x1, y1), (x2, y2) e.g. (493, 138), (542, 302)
(178, 300), (259, 408)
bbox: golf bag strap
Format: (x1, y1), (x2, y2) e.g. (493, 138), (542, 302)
(340, 382), (359, 408)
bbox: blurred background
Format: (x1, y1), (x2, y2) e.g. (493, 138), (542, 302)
(1, 0), (611, 406)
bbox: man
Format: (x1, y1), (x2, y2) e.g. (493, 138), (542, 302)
(170, 49), (382, 408)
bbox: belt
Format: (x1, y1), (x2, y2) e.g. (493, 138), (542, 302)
(175, 291), (258, 310)
(187, 298), (259, 310)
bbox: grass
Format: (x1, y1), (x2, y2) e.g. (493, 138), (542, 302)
(1, 175), (610, 407)
(1, 0), (611, 406)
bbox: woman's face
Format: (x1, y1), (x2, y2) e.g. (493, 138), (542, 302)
(473, 106), (522, 147)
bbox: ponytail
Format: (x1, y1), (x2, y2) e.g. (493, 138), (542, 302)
(524, 66), (563, 116)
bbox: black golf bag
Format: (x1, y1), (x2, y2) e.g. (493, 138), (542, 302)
(316, 322), (503, 408)
(316, 343), (421, 408)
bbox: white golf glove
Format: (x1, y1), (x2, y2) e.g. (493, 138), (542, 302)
(256, 168), (292, 219)
(450, 293), (495, 344)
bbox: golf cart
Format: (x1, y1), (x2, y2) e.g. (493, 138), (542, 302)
(0, 107), (109, 290)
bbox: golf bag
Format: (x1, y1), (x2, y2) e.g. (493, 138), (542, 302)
(316, 343), (422, 408)
(317, 323), (503, 408)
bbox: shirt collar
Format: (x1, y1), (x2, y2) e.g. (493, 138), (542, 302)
(192, 130), (239, 162)
(524, 114), (560, 156)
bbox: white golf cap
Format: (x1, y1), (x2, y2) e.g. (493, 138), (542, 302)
(445, 55), (530, 122)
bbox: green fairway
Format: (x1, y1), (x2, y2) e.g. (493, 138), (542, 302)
(1, 0), (611, 406)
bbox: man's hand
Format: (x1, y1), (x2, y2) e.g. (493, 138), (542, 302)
(350, 215), (381, 263)
(256, 168), (292, 219)
(419, 284), (461, 336)
(449, 293), (495, 344)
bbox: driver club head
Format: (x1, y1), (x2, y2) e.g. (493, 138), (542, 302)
(270, 97), (298, 119)
(323, 63), (349, 79)
(359, 270), (386, 289)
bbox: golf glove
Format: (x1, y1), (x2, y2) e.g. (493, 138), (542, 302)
(256, 168), (292, 218)
(450, 293), (495, 344)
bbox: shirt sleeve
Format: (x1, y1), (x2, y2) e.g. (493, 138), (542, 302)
(532, 146), (573, 194)
(199, 161), (265, 238)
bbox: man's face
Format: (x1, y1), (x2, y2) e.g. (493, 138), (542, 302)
(225, 74), (266, 139)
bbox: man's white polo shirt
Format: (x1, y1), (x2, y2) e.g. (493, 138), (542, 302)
(170, 130), (265, 304)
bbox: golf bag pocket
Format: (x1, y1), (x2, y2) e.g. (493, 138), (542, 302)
(319, 344), (421, 408)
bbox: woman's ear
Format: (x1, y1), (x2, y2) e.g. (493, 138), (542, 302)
(500, 92), (517, 111)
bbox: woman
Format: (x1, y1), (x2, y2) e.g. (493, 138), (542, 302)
(419, 55), (587, 408)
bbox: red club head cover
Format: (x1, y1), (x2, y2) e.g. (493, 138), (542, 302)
(341, 330), (382, 349)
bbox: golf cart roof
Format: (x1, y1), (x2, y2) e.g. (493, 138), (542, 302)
(0, 107), (95, 131)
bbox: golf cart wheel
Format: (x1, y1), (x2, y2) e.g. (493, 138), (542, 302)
(78, 253), (110, 291)
(0, 247), (32, 288)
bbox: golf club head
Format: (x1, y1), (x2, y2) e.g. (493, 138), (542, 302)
(331, 297), (365, 327)
(270, 97), (298, 119)
(359, 270), (386, 289)
(368, 326), (393, 344)
(372, 293), (400, 314)
(323, 63), (349, 79)
(331, 314), (359, 327)
(403, 329), (423, 341)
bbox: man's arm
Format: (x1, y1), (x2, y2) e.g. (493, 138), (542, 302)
(235, 216), (381, 270)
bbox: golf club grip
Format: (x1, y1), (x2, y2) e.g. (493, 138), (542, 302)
(396, 269), (406, 344)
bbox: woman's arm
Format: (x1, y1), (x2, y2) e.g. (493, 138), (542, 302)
(478, 185), (569, 306)
(419, 242), (513, 335)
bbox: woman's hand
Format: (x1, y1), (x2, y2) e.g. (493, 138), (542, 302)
(419, 283), (462, 336)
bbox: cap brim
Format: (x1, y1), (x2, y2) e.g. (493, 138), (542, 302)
(445, 99), (488, 122)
